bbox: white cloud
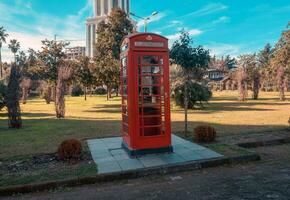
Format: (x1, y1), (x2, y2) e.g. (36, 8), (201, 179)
(167, 29), (203, 40)
(0, 0), (90, 62)
(205, 43), (241, 57)
(212, 16), (230, 24)
(185, 3), (228, 17)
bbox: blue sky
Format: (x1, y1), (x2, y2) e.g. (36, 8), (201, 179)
(0, 0), (289, 61)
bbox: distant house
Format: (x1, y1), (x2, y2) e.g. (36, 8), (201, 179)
(204, 69), (225, 81)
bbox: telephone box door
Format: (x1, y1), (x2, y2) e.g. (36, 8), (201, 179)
(134, 52), (171, 149)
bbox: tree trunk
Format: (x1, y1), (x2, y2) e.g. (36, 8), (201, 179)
(84, 86), (87, 101)
(106, 85), (110, 101)
(22, 87), (28, 104)
(116, 86), (119, 97)
(252, 73), (260, 100)
(90, 86), (93, 97)
(184, 80), (188, 136)
(44, 86), (52, 104)
(55, 80), (66, 118)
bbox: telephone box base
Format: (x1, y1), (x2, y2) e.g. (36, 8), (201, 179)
(122, 142), (173, 157)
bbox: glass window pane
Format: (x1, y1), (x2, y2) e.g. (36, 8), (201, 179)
(142, 56), (159, 65)
(144, 127), (161, 136)
(141, 66), (161, 75)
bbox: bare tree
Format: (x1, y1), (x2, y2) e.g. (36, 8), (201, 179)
(236, 68), (248, 101)
(276, 66), (286, 101)
(55, 65), (73, 118)
(20, 78), (32, 104)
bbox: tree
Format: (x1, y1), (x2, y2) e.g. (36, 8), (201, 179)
(55, 64), (73, 118)
(224, 55), (237, 70)
(258, 44), (273, 91)
(276, 66), (286, 101)
(174, 82), (212, 109)
(170, 30), (210, 134)
(8, 39), (20, 61)
(38, 39), (68, 102)
(107, 8), (134, 60)
(5, 63), (22, 128)
(76, 56), (94, 101)
(237, 54), (260, 100)
(236, 67), (248, 101)
(0, 27), (9, 78)
(38, 40), (69, 85)
(94, 8), (133, 100)
(271, 23), (290, 100)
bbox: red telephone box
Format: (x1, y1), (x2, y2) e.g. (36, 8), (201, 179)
(120, 33), (173, 156)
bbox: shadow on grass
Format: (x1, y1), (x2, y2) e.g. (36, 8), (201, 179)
(83, 104), (121, 114)
(0, 112), (55, 118)
(173, 100), (290, 114)
(0, 116), (289, 158)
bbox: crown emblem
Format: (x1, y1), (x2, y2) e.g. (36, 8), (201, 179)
(146, 35), (153, 41)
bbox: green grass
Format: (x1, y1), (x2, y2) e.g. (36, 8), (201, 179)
(206, 143), (253, 157)
(0, 161), (97, 187)
(0, 92), (289, 159)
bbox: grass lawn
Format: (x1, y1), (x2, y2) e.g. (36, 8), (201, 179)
(0, 91), (289, 159)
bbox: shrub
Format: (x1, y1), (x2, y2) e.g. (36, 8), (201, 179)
(58, 139), (82, 162)
(6, 64), (22, 129)
(94, 87), (107, 95)
(194, 125), (217, 143)
(71, 85), (84, 97)
(0, 80), (7, 111)
(174, 82), (212, 109)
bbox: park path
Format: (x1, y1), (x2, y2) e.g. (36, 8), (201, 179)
(3, 144), (290, 200)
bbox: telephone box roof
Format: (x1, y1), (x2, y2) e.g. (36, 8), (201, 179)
(122, 33), (168, 42)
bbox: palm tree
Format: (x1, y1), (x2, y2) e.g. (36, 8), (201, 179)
(0, 27), (9, 78)
(8, 39), (20, 62)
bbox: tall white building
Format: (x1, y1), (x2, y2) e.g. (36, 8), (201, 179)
(86, 0), (131, 58)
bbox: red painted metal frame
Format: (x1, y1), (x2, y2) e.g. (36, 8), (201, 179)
(120, 33), (172, 151)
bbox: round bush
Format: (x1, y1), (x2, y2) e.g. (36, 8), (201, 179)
(194, 125), (217, 143)
(94, 87), (107, 95)
(58, 139), (82, 162)
(71, 86), (84, 97)
(174, 82), (212, 109)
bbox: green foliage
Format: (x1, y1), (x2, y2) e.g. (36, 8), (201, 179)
(8, 39), (20, 60)
(6, 64), (22, 128)
(38, 40), (69, 84)
(75, 56), (95, 90)
(71, 85), (84, 97)
(93, 8), (133, 99)
(170, 30), (211, 133)
(170, 30), (210, 80)
(174, 82), (212, 109)
(94, 87), (107, 95)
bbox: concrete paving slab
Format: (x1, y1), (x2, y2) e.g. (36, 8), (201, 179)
(97, 161), (121, 174)
(138, 155), (167, 167)
(118, 159), (144, 170)
(87, 135), (223, 174)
